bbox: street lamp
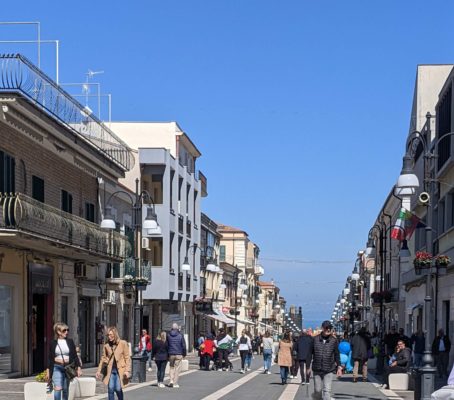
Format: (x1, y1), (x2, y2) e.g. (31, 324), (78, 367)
(395, 112), (454, 399)
(181, 244), (219, 297)
(100, 178), (161, 383)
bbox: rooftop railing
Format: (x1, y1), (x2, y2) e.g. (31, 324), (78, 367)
(0, 54), (134, 171)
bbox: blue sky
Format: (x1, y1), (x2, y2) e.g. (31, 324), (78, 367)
(3, 1), (454, 327)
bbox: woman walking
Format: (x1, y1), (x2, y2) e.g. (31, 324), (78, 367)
(47, 322), (82, 400)
(138, 329), (152, 372)
(245, 331), (253, 371)
(278, 332), (293, 384)
(151, 331), (169, 387)
(262, 331), (274, 374)
(236, 330), (252, 373)
(96, 327), (131, 400)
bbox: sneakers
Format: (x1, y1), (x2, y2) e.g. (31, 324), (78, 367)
(173, 384), (180, 388)
(246, 368), (251, 371)
(289, 375), (294, 379)
(264, 369), (268, 374)
(158, 383), (164, 388)
(241, 369), (245, 374)
(168, 382), (173, 388)
(267, 371), (271, 375)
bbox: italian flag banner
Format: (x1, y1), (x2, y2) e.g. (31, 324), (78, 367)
(391, 208), (420, 241)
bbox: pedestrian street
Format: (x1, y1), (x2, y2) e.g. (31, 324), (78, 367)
(110, 357), (390, 400)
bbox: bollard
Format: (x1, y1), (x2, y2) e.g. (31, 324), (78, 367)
(131, 354), (148, 383)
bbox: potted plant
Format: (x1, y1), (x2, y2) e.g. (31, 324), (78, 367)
(370, 291), (382, 304)
(435, 254), (450, 275)
(135, 277), (149, 290)
(381, 290), (393, 303)
(414, 251), (432, 275)
(123, 275), (135, 292)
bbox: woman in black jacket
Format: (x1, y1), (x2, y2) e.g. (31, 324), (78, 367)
(46, 322), (81, 400)
(151, 331), (169, 388)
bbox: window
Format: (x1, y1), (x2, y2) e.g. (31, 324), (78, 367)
(143, 238), (163, 266)
(61, 190), (73, 213)
(61, 296), (68, 323)
(0, 150), (15, 194)
(220, 245), (226, 262)
(85, 202), (95, 222)
(32, 176), (45, 203)
(437, 84), (452, 170)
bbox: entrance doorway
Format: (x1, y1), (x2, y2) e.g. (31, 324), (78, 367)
(28, 263), (53, 374)
(78, 297), (92, 364)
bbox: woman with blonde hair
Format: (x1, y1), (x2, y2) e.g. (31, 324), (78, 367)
(151, 331), (169, 388)
(46, 322), (82, 400)
(96, 327), (131, 400)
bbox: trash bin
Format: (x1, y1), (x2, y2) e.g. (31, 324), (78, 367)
(131, 354), (147, 383)
(411, 369), (422, 400)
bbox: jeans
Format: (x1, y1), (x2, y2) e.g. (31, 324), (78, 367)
(155, 360), (167, 383)
(240, 350), (248, 369)
(263, 349), (272, 371)
(52, 365), (68, 400)
(168, 355), (183, 384)
(413, 353), (423, 368)
(245, 352), (252, 369)
(436, 352), (450, 377)
(217, 349), (231, 370)
(313, 372), (334, 400)
(108, 368), (124, 400)
(280, 366), (289, 382)
(202, 354), (212, 370)
(383, 365), (407, 387)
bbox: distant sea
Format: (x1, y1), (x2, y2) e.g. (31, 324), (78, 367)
(303, 320), (323, 330)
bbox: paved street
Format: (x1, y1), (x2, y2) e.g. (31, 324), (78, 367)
(0, 353), (399, 400)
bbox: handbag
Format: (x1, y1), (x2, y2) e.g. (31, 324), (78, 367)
(274, 354), (279, 363)
(100, 345), (116, 378)
(57, 343), (78, 382)
(64, 362), (78, 381)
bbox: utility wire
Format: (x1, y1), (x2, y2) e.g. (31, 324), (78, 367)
(261, 257), (352, 264)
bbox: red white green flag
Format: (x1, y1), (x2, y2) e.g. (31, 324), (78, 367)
(391, 208), (420, 241)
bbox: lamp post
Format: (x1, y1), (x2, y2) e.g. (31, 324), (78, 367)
(394, 112), (454, 399)
(181, 244), (219, 297)
(100, 178), (161, 383)
(231, 268), (247, 338)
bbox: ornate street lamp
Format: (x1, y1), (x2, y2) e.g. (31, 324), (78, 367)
(100, 178), (161, 383)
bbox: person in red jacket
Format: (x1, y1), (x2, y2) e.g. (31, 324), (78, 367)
(138, 329), (152, 371)
(200, 334), (215, 371)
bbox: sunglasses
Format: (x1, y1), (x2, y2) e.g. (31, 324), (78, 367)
(61, 329), (69, 332)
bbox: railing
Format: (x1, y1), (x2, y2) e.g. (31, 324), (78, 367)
(0, 54), (134, 171)
(0, 193), (129, 259)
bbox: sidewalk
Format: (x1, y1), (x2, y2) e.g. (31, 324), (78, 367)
(0, 352), (205, 400)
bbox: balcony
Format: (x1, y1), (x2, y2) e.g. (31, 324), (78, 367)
(254, 265), (264, 276)
(245, 258), (256, 272)
(0, 54), (134, 171)
(0, 193), (129, 262)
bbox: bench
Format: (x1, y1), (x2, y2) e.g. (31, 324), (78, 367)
(70, 377), (96, 398)
(388, 373), (409, 390)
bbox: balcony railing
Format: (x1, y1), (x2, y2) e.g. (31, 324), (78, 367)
(0, 54), (134, 171)
(0, 193), (129, 260)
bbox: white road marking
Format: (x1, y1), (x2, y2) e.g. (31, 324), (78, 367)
(200, 369), (262, 400)
(278, 382), (300, 400)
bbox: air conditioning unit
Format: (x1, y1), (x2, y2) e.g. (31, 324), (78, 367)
(142, 237), (150, 249)
(74, 262), (87, 279)
(106, 290), (116, 304)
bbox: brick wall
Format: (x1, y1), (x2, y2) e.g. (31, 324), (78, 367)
(0, 124), (98, 219)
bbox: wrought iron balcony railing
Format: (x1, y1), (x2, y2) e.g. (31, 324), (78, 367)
(106, 259), (152, 281)
(0, 193), (130, 260)
(0, 54), (134, 171)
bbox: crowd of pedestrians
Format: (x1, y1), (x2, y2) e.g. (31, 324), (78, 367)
(44, 319), (454, 400)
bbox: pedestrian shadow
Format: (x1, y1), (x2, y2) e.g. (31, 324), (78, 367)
(333, 394), (383, 400)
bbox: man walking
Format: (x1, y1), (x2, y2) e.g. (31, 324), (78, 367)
(432, 329), (451, 378)
(293, 329), (313, 385)
(311, 321), (342, 400)
(351, 327), (370, 382)
(167, 323), (186, 388)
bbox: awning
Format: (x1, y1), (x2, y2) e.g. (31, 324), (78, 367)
(204, 310), (235, 327)
(235, 317), (255, 326)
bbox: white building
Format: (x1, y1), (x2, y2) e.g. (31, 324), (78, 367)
(109, 122), (206, 349)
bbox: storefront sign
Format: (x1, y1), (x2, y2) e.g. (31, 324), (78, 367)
(194, 299), (213, 313)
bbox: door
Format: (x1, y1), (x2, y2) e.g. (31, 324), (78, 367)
(28, 263), (53, 374)
(78, 297), (92, 364)
(0, 285), (12, 374)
